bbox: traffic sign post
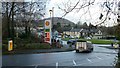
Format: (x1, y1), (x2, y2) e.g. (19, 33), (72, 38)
(8, 40), (13, 51)
(44, 20), (52, 45)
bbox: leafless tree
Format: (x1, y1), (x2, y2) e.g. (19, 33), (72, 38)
(58, 0), (118, 26)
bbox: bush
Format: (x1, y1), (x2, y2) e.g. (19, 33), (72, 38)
(2, 44), (8, 51)
(25, 43), (51, 49)
(2, 39), (8, 44)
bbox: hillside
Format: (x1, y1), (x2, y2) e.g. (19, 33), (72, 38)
(32, 17), (75, 27)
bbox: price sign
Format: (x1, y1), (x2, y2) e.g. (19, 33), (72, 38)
(44, 20), (52, 44)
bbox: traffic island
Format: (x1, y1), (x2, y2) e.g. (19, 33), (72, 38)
(2, 47), (74, 55)
(2, 41), (75, 55)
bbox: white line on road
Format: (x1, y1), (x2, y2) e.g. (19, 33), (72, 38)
(96, 56), (102, 60)
(87, 58), (92, 63)
(56, 62), (58, 68)
(73, 60), (77, 65)
(106, 54), (111, 56)
(35, 65), (38, 68)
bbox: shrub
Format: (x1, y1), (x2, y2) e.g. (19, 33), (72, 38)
(25, 43), (51, 49)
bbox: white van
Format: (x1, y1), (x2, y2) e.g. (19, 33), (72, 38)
(75, 40), (93, 53)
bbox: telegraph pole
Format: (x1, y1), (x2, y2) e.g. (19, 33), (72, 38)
(116, 1), (120, 68)
(118, 1), (120, 58)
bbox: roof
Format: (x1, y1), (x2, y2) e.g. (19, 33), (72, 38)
(70, 29), (81, 32)
(64, 28), (101, 33)
(80, 29), (89, 33)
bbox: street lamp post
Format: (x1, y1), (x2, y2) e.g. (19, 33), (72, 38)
(116, 1), (120, 68)
(49, 9), (53, 45)
(49, 7), (54, 30)
(49, 7), (54, 45)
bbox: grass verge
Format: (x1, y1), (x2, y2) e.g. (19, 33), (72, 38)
(63, 38), (120, 44)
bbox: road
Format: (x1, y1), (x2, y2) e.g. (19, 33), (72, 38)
(2, 44), (118, 67)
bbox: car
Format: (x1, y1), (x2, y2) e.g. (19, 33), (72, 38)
(85, 37), (92, 39)
(55, 35), (62, 42)
(69, 36), (74, 39)
(67, 39), (77, 45)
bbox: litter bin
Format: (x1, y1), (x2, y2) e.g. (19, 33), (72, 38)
(8, 38), (13, 51)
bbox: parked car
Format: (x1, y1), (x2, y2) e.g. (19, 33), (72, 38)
(67, 39), (77, 45)
(69, 36), (74, 39)
(55, 35), (62, 41)
(85, 37), (92, 39)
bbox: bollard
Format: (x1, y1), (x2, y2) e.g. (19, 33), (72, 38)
(111, 43), (113, 47)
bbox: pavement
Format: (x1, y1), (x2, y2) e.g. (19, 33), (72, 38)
(3, 40), (73, 55)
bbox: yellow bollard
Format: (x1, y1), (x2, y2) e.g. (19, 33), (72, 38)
(114, 43), (119, 48)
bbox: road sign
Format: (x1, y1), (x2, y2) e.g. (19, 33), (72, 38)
(8, 40), (13, 51)
(44, 20), (52, 44)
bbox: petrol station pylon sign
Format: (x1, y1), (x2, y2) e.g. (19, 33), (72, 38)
(44, 20), (52, 44)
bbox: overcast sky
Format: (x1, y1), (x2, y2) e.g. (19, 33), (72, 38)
(23, 0), (118, 26)
(44, 0), (118, 27)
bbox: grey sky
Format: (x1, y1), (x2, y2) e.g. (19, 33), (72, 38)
(4, 0), (118, 26)
(45, 0), (118, 27)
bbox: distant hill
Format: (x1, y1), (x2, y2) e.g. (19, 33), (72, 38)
(32, 17), (75, 27)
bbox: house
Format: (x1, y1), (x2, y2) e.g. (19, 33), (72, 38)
(80, 29), (89, 38)
(92, 30), (103, 39)
(63, 29), (81, 38)
(63, 28), (103, 39)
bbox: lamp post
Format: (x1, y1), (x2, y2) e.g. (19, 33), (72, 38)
(49, 9), (53, 45)
(49, 7), (54, 29)
(49, 10), (52, 18)
(49, 7), (54, 45)
(118, 1), (120, 67)
(116, 1), (120, 68)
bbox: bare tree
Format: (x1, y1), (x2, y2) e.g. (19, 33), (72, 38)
(2, 1), (48, 47)
(58, 0), (118, 26)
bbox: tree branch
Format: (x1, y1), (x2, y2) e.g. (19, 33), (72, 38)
(96, 10), (109, 26)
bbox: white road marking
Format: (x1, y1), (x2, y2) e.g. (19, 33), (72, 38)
(72, 51), (76, 52)
(87, 58), (92, 63)
(34, 65), (38, 68)
(106, 54), (111, 56)
(96, 56), (102, 60)
(73, 60), (77, 65)
(56, 62), (58, 68)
